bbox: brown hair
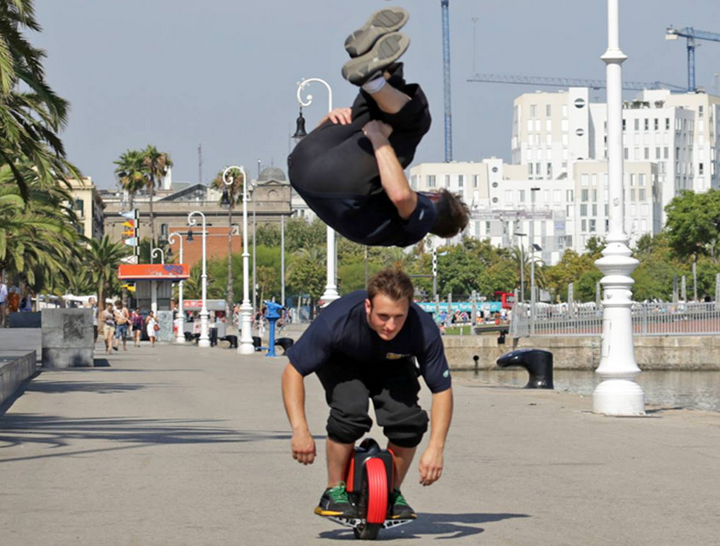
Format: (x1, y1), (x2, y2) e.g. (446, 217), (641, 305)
(429, 189), (470, 239)
(367, 268), (414, 305)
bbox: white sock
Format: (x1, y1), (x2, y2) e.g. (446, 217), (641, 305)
(362, 76), (386, 94)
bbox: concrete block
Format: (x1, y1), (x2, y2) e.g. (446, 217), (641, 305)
(42, 348), (93, 369)
(0, 351), (37, 406)
(156, 311), (174, 343)
(8, 312), (41, 328)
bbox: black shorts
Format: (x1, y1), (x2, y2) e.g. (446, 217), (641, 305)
(316, 357), (429, 448)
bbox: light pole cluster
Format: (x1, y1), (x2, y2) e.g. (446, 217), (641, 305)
(222, 166), (255, 355)
(168, 232), (185, 344)
(187, 210), (210, 348)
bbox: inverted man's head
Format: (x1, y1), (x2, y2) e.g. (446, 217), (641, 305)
(425, 189), (470, 239)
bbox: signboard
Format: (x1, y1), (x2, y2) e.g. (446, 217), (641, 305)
(416, 301), (503, 314)
(117, 263), (190, 280)
(470, 209), (555, 220)
(183, 300), (227, 312)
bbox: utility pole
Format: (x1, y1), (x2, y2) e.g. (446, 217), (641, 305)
(198, 144), (203, 185)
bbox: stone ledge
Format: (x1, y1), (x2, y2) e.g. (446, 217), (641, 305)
(0, 352), (37, 408)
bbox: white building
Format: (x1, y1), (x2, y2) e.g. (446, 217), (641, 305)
(410, 87), (720, 262)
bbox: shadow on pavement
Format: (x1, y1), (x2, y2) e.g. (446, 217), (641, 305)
(318, 512), (530, 540)
(0, 414), (310, 459)
(24, 380), (149, 395)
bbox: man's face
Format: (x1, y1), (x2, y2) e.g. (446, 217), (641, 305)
(365, 294), (410, 341)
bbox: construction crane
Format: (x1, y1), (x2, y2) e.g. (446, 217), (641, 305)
(441, 0), (452, 162)
(666, 26), (720, 92)
(467, 73), (686, 92)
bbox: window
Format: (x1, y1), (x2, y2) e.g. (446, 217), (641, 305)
(699, 163), (704, 175)
(562, 119), (569, 132)
(458, 175), (464, 188)
(562, 104), (568, 118)
(644, 119), (649, 131)
(699, 105), (704, 118)
(519, 189), (526, 202)
(566, 190), (574, 202)
(622, 119), (627, 131)
(74, 199), (84, 214)
(589, 219), (596, 232)
(634, 119), (640, 131)
(427, 175), (436, 187)
(444, 174), (451, 187)
(528, 164), (534, 175)
(535, 120), (541, 132)
(639, 189), (646, 201)
(665, 118), (670, 130)
(527, 120), (533, 132)
(654, 118), (659, 131)
(664, 147), (669, 159)
(410, 175), (418, 189)
(160, 223), (168, 239)
(546, 105), (552, 117)
(473, 175), (480, 188)
(624, 148), (629, 160)
(547, 164), (552, 177)
(639, 174), (646, 186)
(582, 219), (587, 231)
(580, 204), (587, 216)
(592, 204), (597, 216)
(546, 119), (552, 132)
(591, 174), (597, 186)
(634, 146), (640, 160)
(530, 104), (537, 117)
(581, 175), (589, 186)
(644, 147), (650, 160)
(574, 98), (586, 109)
(546, 134), (552, 146)
(581, 189), (589, 201)
(656, 147), (661, 159)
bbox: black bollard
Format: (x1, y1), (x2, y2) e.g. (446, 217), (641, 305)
(496, 349), (554, 389)
(473, 354), (479, 372)
(497, 329), (508, 345)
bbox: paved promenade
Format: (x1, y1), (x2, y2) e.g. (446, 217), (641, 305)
(1, 342), (719, 545)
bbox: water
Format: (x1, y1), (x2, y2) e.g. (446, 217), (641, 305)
(453, 369), (720, 413)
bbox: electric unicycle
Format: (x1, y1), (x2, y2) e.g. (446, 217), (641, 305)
(321, 438), (415, 540)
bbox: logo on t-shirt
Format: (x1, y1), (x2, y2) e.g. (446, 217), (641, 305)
(385, 352), (411, 360)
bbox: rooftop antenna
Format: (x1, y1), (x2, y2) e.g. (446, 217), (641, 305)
(198, 144), (203, 185)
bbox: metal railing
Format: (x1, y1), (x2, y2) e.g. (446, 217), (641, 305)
(511, 301), (720, 337)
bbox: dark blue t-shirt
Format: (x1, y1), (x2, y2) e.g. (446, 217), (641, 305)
(291, 187), (437, 248)
(287, 291), (451, 393)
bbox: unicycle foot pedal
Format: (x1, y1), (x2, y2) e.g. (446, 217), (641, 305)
(328, 516), (414, 530)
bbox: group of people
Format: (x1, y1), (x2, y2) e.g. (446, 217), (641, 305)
(91, 298), (159, 353)
(0, 278), (34, 327)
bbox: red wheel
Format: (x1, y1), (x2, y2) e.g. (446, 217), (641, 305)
(364, 458), (389, 525)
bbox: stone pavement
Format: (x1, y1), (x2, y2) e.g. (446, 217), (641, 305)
(0, 341), (719, 545)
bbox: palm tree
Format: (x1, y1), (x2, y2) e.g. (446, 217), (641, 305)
(210, 167), (244, 316)
(0, 163), (81, 290)
(85, 236), (129, 307)
(141, 145), (173, 247)
(0, 0), (81, 199)
(114, 149), (146, 210)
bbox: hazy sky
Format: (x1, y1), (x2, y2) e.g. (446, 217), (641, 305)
(33, 0), (720, 189)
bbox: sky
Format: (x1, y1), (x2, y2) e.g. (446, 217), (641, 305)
(33, 0), (720, 189)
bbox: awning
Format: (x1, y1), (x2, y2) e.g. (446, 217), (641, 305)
(117, 264), (190, 281)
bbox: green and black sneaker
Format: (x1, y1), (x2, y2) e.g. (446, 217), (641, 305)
(389, 489), (417, 520)
(315, 482), (356, 518)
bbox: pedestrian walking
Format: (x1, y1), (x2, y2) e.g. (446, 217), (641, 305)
(86, 297), (99, 344)
(131, 308), (143, 347)
(0, 278), (7, 328)
(113, 300), (130, 351)
(102, 303), (115, 354)
(146, 311), (158, 348)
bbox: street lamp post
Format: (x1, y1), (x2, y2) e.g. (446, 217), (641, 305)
(296, 78), (340, 307)
(530, 187), (540, 336)
(168, 232), (185, 344)
(188, 211), (210, 348)
(151, 247), (165, 265)
(223, 167), (254, 355)
(515, 232), (526, 303)
(593, 0), (644, 415)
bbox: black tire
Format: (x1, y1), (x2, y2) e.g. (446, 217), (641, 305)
(353, 523), (381, 540)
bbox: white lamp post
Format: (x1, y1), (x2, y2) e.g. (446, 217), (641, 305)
(530, 187), (540, 336)
(150, 247), (165, 265)
(188, 210), (211, 348)
(297, 77), (340, 306)
(222, 166), (255, 355)
(593, 0), (645, 415)
(168, 232), (185, 344)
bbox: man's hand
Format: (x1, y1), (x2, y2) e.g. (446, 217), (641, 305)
(291, 428), (316, 465)
(418, 446), (444, 486)
(328, 107), (353, 125)
(362, 120), (393, 147)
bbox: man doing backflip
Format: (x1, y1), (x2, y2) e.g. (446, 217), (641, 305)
(281, 268), (453, 519)
(288, 6), (469, 248)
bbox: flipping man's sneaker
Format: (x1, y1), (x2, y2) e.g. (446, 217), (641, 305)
(345, 7), (410, 58)
(389, 489), (417, 520)
(314, 482), (357, 518)
(342, 32), (410, 87)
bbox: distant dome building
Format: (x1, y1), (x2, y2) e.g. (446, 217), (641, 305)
(258, 166), (287, 183)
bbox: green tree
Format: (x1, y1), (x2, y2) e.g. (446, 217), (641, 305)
(286, 247), (325, 313)
(256, 223), (281, 247)
(285, 218), (326, 253)
(114, 149), (146, 210)
(141, 145), (173, 247)
(0, 0), (81, 200)
(665, 189), (720, 262)
(85, 236), (130, 306)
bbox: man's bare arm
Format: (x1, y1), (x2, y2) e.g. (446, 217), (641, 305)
(281, 363), (316, 465)
(418, 387), (453, 486)
(363, 120), (417, 220)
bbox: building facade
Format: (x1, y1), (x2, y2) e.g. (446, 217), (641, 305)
(67, 177), (105, 240)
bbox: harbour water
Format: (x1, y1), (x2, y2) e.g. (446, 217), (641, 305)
(454, 369), (720, 413)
